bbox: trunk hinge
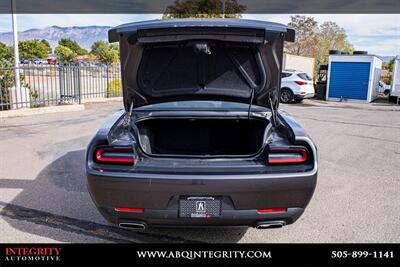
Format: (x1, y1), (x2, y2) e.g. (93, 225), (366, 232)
(123, 101), (134, 130)
(269, 95), (278, 128)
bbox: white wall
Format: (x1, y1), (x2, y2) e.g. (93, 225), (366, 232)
(391, 56), (400, 97)
(283, 54), (315, 79)
(368, 56), (382, 102)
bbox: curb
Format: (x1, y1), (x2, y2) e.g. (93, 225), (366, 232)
(299, 99), (400, 112)
(81, 97), (123, 104)
(0, 104), (85, 119)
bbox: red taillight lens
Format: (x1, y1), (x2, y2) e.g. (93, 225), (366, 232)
(268, 148), (308, 164)
(95, 147), (134, 164)
(257, 208), (287, 213)
(114, 207), (144, 213)
(295, 81), (307, 86)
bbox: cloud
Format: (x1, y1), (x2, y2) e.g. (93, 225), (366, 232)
(243, 14), (400, 56)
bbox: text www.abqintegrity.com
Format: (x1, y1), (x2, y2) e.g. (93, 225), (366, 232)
(137, 250), (272, 260)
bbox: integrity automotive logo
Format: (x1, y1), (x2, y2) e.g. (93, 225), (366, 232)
(3, 247), (62, 263)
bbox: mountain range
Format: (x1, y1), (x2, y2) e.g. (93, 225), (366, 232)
(0, 25), (395, 62)
(0, 25), (111, 50)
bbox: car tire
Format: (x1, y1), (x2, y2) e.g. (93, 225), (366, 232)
(280, 89), (293, 103)
(388, 95), (399, 104)
(383, 89), (390, 96)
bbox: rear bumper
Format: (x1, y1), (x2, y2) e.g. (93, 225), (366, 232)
(294, 93), (315, 100)
(86, 169), (317, 228)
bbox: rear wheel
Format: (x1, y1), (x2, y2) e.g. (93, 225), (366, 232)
(389, 95), (399, 104)
(280, 89), (293, 103)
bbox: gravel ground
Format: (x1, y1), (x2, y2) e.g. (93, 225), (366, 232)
(0, 99), (399, 243)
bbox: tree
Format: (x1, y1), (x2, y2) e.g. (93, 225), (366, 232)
(0, 59), (26, 110)
(90, 41), (119, 65)
(40, 39), (52, 54)
(97, 45), (119, 65)
(0, 42), (13, 61)
(18, 39), (49, 59)
(90, 40), (109, 58)
(110, 43), (119, 51)
(285, 16), (353, 78)
(55, 45), (75, 62)
(0, 42), (7, 59)
(385, 59), (395, 72)
(285, 16), (319, 57)
(58, 38), (88, 55)
(163, 0), (246, 19)
(315, 22), (353, 67)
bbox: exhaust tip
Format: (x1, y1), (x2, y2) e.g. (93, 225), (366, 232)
(256, 221), (285, 229)
(119, 222), (147, 230)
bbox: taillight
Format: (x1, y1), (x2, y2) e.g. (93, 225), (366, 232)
(268, 148), (308, 164)
(257, 208), (287, 213)
(295, 81), (307, 86)
(94, 147), (134, 164)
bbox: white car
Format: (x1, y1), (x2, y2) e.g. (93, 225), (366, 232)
(378, 81), (391, 95)
(32, 59), (48, 65)
(280, 70), (315, 103)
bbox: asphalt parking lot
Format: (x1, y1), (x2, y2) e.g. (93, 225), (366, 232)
(1, 99), (399, 243)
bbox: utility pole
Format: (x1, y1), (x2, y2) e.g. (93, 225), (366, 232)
(11, 0), (21, 93)
(222, 0), (226, 18)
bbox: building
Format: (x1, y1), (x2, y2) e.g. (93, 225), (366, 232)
(326, 54), (382, 102)
(283, 54), (315, 79)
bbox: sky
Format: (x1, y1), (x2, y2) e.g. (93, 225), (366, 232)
(0, 13), (399, 56)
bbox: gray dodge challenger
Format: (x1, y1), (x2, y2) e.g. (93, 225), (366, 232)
(86, 19), (318, 230)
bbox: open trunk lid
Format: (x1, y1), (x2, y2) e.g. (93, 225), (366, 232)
(108, 19), (295, 111)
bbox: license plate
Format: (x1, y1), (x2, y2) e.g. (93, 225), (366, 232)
(179, 197), (221, 218)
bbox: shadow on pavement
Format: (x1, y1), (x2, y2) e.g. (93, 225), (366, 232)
(1, 149), (246, 243)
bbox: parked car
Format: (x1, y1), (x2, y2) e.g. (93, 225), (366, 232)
(94, 62), (107, 67)
(47, 58), (57, 65)
(19, 58), (31, 64)
(377, 81), (391, 95)
(86, 19), (318, 230)
(32, 58), (48, 65)
(19, 58), (29, 64)
(280, 70), (315, 103)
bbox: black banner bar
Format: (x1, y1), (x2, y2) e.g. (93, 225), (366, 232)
(0, 0), (399, 14)
(0, 243), (399, 266)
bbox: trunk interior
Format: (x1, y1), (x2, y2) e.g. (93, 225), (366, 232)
(136, 118), (268, 157)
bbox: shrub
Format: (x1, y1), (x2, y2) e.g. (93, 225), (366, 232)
(107, 79), (122, 97)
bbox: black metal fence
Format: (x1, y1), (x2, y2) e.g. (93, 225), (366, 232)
(0, 63), (122, 111)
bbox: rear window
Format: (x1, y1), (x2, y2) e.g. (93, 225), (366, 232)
(137, 42), (265, 96)
(297, 73), (312, 81)
(281, 72), (292, 78)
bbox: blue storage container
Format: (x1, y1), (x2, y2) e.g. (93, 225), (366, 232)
(326, 55), (382, 102)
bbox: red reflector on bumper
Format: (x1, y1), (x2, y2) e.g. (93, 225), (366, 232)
(114, 207), (144, 213)
(257, 208), (287, 213)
